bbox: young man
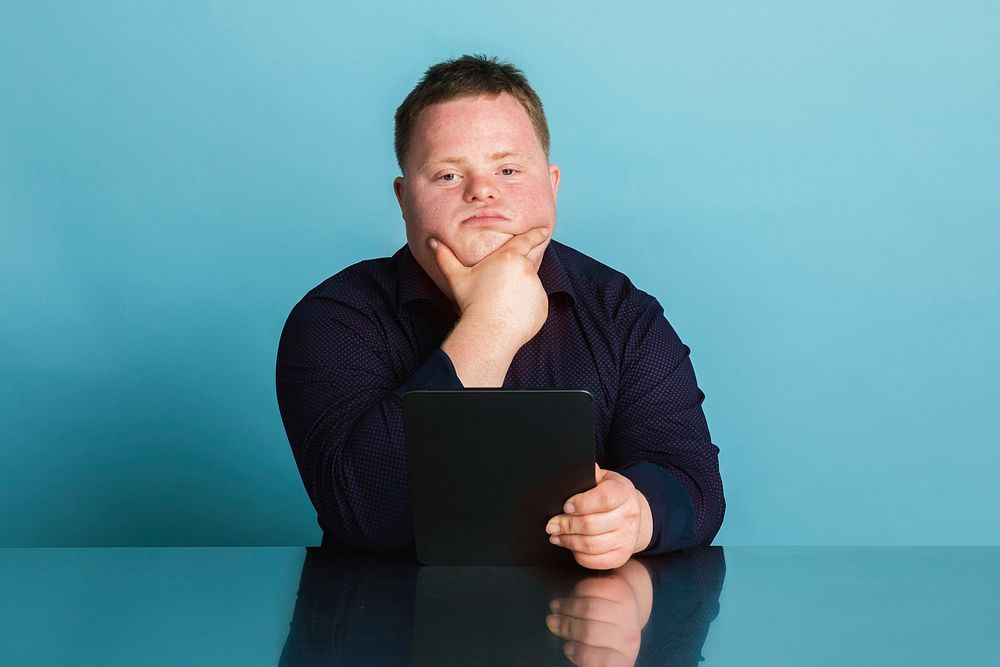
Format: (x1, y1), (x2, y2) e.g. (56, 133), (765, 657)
(276, 55), (724, 570)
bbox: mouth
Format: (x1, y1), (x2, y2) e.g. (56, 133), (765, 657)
(461, 210), (510, 227)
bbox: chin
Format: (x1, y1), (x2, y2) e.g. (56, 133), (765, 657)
(457, 230), (514, 265)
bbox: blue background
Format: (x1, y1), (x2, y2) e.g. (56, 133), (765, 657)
(2, 1), (997, 547)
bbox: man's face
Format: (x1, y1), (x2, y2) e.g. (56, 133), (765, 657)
(393, 93), (560, 301)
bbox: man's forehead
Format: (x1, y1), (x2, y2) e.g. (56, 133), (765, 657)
(421, 91), (521, 117)
(410, 94), (541, 167)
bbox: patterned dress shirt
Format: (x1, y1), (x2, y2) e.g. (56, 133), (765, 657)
(276, 239), (725, 555)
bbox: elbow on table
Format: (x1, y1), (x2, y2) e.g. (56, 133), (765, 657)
(698, 489), (727, 546)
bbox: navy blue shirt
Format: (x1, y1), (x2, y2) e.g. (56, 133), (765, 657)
(276, 239), (725, 555)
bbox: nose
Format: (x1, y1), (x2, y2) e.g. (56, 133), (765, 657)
(463, 172), (499, 202)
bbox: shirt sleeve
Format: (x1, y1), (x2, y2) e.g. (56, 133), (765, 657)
(618, 460), (696, 554)
(608, 293), (725, 555)
(275, 296), (462, 551)
(389, 348), (462, 400)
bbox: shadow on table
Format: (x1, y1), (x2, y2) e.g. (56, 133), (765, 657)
(279, 545), (725, 666)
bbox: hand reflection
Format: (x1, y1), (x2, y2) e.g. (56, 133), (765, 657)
(544, 558), (653, 666)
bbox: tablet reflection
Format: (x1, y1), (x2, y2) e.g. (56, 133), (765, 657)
(279, 547), (725, 666)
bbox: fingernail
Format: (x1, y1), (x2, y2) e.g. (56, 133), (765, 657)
(564, 643), (576, 658)
(540, 227), (549, 237)
(427, 237), (439, 249)
(549, 599), (561, 612)
(546, 523), (561, 535)
(546, 614), (559, 630)
(564, 502), (576, 514)
(550, 536), (561, 545)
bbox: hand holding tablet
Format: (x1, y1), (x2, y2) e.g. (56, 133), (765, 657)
(545, 463), (654, 570)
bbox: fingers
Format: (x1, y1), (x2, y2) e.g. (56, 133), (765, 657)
(559, 641), (633, 667)
(547, 588), (641, 663)
(547, 471), (644, 569)
(550, 528), (622, 555)
(570, 576), (635, 603)
(572, 549), (633, 571)
(499, 226), (549, 256)
(565, 474), (631, 516)
(427, 236), (468, 281)
(523, 227), (551, 265)
(547, 505), (623, 537)
(545, 614), (632, 652)
(429, 227), (547, 277)
(549, 595), (623, 622)
(545, 471), (635, 549)
(546, 506), (631, 557)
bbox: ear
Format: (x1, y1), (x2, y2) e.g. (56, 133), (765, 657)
(548, 164), (561, 204)
(393, 176), (406, 213)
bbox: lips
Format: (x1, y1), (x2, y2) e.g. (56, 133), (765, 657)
(462, 209), (510, 226)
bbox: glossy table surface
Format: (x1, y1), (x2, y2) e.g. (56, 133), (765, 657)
(1, 546), (997, 666)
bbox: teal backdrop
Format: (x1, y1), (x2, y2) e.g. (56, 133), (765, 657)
(2, 2), (997, 547)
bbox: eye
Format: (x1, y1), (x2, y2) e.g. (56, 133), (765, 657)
(499, 167), (518, 176)
(438, 173), (458, 182)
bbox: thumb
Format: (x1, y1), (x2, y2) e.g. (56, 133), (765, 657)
(428, 237), (467, 281)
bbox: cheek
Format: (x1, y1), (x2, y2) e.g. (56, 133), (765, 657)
(507, 179), (557, 224)
(404, 192), (451, 238)
(527, 182), (558, 218)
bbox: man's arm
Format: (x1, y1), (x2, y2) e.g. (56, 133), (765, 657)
(610, 294), (725, 554)
(544, 286), (723, 566)
(276, 296), (460, 551)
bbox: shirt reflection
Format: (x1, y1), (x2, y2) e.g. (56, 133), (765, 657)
(280, 546), (725, 666)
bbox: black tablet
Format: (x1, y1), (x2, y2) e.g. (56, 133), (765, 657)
(402, 389), (595, 566)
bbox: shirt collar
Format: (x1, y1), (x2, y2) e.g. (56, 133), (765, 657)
(396, 239), (577, 312)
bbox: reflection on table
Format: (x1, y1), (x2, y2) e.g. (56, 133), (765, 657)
(279, 546), (726, 666)
(4, 546), (997, 664)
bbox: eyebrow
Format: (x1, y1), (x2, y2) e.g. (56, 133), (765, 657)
(420, 151), (523, 171)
